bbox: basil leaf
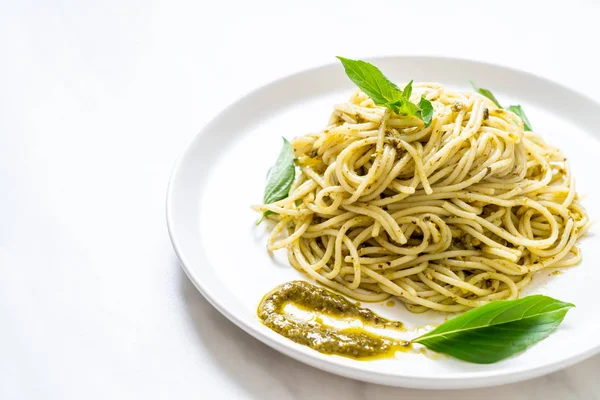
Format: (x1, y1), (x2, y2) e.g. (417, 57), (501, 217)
(402, 80), (413, 99)
(259, 138), (295, 223)
(336, 57), (429, 125)
(507, 105), (533, 131)
(412, 295), (574, 364)
(470, 80), (503, 108)
(470, 81), (534, 132)
(386, 98), (419, 117)
(418, 96), (434, 128)
(337, 56), (403, 106)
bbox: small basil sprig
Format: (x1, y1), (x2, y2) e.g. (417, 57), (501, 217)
(469, 81), (502, 108)
(506, 105), (533, 131)
(258, 138), (295, 224)
(412, 295), (574, 364)
(470, 81), (533, 131)
(337, 57), (434, 128)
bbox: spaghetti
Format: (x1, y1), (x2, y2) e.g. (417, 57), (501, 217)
(254, 84), (590, 313)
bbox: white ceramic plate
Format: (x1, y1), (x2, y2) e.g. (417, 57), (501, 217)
(167, 56), (600, 389)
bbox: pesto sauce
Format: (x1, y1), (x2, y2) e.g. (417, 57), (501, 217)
(257, 281), (410, 359)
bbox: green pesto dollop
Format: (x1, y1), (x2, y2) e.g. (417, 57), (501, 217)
(257, 280), (409, 359)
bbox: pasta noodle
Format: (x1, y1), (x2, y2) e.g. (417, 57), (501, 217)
(254, 84), (591, 313)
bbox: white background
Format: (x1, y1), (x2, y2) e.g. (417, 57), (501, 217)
(2, 0), (600, 399)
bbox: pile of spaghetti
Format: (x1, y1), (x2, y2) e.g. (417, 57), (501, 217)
(255, 84), (590, 313)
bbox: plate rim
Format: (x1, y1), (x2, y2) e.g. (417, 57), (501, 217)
(166, 55), (600, 388)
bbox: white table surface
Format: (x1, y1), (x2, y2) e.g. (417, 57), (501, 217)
(2, 0), (600, 398)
